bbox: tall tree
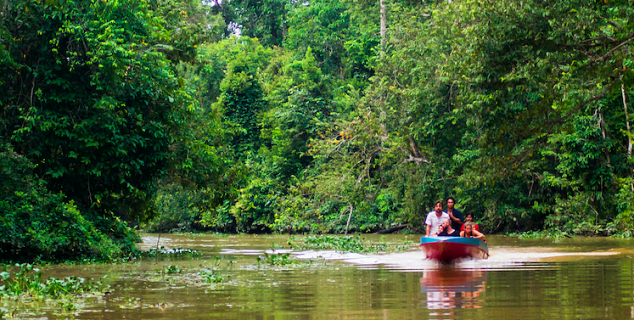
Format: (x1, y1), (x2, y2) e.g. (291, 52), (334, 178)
(230, 0), (288, 46)
(0, 0), (220, 245)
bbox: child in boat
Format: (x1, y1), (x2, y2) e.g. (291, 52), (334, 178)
(461, 222), (485, 240)
(460, 212), (480, 232)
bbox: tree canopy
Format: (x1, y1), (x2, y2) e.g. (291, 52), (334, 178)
(2, 0), (634, 261)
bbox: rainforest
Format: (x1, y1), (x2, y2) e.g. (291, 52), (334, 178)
(1, 0), (634, 262)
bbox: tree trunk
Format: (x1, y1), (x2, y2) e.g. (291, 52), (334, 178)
(282, 12), (287, 41)
(622, 83), (633, 191)
(345, 205), (353, 235)
(377, 224), (410, 234)
(380, 0), (386, 52)
(598, 110), (612, 167)
(409, 135), (421, 158)
(622, 83), (632, 159)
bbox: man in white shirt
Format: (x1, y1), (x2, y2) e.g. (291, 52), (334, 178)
(425, 200), (450, 237)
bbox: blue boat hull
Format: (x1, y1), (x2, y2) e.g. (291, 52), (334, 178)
(420, 237), (489, 262)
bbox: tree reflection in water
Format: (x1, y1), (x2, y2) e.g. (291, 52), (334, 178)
(420, 268), (487, 317)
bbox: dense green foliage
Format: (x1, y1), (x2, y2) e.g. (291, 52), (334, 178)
(0, 144), (132, 261)
(0, 0), (229, 261)
(193, 0), (634, 236)
(2, 0), (634, 261)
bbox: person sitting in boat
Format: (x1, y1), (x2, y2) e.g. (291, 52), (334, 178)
(460, 212), (480, 232)
(425, 200), (450, 237)
(446, 197), (463, 231)
(460, 222), (485, 240)
(436, 218), (460, 237)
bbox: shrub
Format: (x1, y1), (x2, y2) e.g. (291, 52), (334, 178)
(0, 144), (130, 262)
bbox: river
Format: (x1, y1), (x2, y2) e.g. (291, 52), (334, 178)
(11, 234), (634, 319)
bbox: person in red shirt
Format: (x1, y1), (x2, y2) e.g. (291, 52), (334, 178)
(460, 212), (480, 232)
(460, 222), (485, 240)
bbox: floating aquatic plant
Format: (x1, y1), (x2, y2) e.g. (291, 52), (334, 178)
(158, 265), (181, 275)
(141, 247), (202, 259)
(258, 252), (293, 266)
(0, 264), (105, 300)
(289, 235), (415, 253)
(199, 268), (223, 283)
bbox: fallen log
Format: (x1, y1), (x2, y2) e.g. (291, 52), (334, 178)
(377, 224), (410, 234)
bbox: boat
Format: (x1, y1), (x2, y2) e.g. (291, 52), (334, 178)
(420, 237), (489, 263)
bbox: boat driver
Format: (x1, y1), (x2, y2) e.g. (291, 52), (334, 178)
(446, 197), (463, 231)
(425, 200), (449, 237)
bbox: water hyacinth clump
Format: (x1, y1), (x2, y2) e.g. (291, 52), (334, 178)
(292, 235), (367, 252)
(141, 247), (202, 259)
(160, 265), (181, 274)
(0, 264), (104, 300)
(199, 268), (223, 283)
(290, 235), (416, 253)
(257, 252), (293, 266)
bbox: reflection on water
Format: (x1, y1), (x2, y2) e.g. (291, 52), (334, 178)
(421, 269), (486, 312)
(17, 234), (634, 319)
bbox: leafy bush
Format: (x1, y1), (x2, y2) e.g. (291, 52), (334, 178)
(612, 177), (634, 236)
(0, 144), (133, 262)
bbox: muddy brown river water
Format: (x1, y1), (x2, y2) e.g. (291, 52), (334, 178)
(8, 234), (634, 319)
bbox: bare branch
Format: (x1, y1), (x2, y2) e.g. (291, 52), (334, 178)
(403, 154), (430, 164)
(592, 36), (634, 63)
(607, 20), (622, 30)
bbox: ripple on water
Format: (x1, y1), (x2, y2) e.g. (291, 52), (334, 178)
(46, 235), (632, 319)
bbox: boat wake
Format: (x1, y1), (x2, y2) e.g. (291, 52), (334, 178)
(141, 235), (620, 272)
(289, 247), (620, 271)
